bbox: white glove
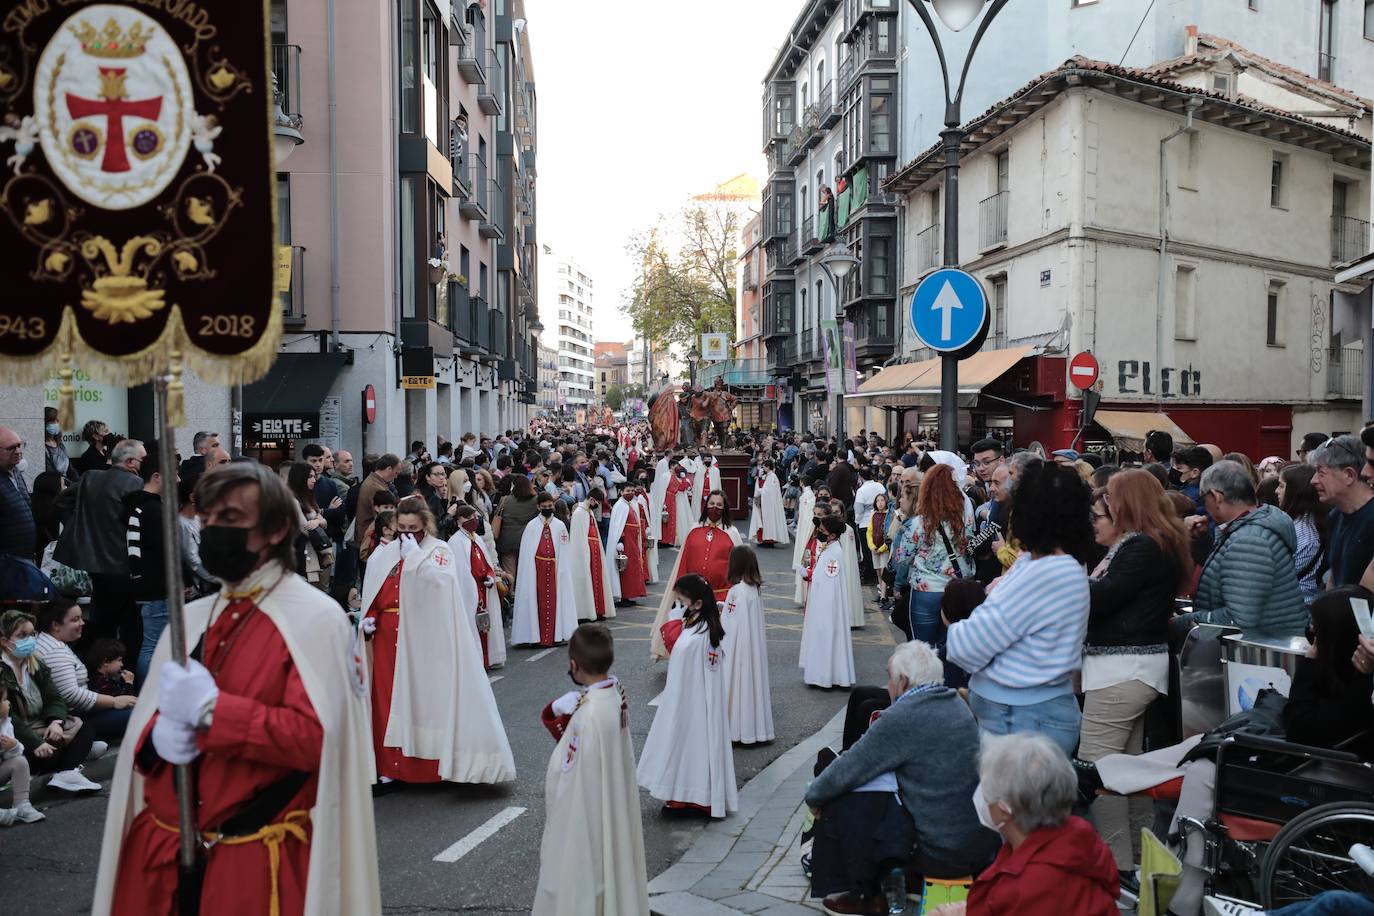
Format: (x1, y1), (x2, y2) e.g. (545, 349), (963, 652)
(483, 576), (495, 589)
(668, 601), (686, 622)
(151, 714), (201, 765)
(617, 542), (625, 553)
(157, 659), (220, 728)
(360, 616), (378, 636)
(550, 690), (581, 717)
(398, 534), (418, 558)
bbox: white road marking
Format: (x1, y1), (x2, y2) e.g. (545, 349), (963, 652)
(526, 647), (557, 662)
(433, 806), (527, 863)
(488, 675), (504, 684)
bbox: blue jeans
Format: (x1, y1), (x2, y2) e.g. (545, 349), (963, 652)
(1271, 892), (1374, 916)
(87, 705), (133, 742)
(968, 691), (1081, 758)
(137, 599), (169, 685)
(907, 589), (946, 647)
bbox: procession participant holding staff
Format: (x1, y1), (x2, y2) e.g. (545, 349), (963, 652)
(567, 494), (615, 621)
(634, 482), (660, 585)
(800, 515), (857, 689)
(608, 485), (648, 608)
(360, 497), (515, 789)
(447, 504), (508, 669)
(512, 492), (580, 647)
(690, 453), (723, 520)
(95, 462), (381, 916)
(792, 479), (820, 604)
(533, 623), (649, 916)
(651, 492), (742, 660)
(665, 459), (694, 547)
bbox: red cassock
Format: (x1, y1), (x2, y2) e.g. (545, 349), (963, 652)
(636, 502), (652, 583)
(467, 539), (494, 668)
(663, 473), (688, 543)
(679, 525), (735, 601)
(587, 520), (608, 619)
(364, 562), (442, 783)
(113, 598), (322, 916)
(617, 505), (648, 600)
(535, 524), (559, 645)
(754, 480), (775, 545)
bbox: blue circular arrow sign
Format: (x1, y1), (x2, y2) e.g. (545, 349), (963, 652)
(909, 268), (988, 353)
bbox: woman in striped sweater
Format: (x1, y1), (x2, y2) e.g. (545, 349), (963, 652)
(946, 461), (1095, 757)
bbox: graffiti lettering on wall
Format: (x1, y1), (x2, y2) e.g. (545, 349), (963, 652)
(1117, 361), (1203, 397)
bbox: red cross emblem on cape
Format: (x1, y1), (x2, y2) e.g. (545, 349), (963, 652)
(432, 550), (449, 568)
(825, 560), (839, 578)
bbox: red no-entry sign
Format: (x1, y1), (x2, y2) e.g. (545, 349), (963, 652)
(363, 385), (377, 424)
(1069, 351), (1100, 390)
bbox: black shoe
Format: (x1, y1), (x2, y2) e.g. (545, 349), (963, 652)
(371, 779), (405, 797)
(1072, 758), (1105, 806)
(1118, 869), (1140, 896)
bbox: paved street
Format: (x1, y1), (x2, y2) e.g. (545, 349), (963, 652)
(2, 534), (894, 915)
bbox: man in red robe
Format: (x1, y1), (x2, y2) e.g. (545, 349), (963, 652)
(662, 467), (690, 545)
(608, 487), (647, 606)
(97, 462), (379, 916)
(586, 505), (610, 619)
(462, 516), (496, 666)
(633, 485), (653, 587)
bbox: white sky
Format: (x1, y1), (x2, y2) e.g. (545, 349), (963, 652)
(523, 0), (799, 344)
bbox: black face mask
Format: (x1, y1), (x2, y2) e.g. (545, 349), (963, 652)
(540, 507), (554, 518)
(200, 525), (262, 584)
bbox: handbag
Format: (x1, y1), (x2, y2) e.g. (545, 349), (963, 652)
(937, 524), (965, 580)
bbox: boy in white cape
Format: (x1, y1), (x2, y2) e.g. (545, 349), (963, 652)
(799, 515), (856, 688)
(512, 492), (580, 647)
(533, 623), (648, 915)
(747, 461), (790, 547)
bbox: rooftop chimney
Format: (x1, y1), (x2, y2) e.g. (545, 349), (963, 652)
(1185, 24), (1199, 56)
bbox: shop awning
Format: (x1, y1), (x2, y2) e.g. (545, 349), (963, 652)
(845, 345), (1034, 409)
(1091, 409), (1195, 453)
(243, 352), (348, 440)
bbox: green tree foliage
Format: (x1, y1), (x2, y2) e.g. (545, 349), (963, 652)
(603, 382), (647, 412)
(623, 202), (739, 355)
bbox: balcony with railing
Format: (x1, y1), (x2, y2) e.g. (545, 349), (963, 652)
(979, 190), (1009, 250)
(800, 215), (823, 256)
(280, 244), (306, 324)
(839, 53), (856, 91)
(477, 49), (503, 115)
(800, 327), (819, 363)
(767, 137), (795, 176)
(787, 122), (809, 167)
(488, 308), (508, 359)
(459, 163), (488, 220)
(916, 223), (940, 275)
(1332, 215), (1370, 264)
(450, 121), (470, 198)
(456, 35), (484, 82)
(818, 79), (839, 129)
(699, 358), (771, 388)
(451, 282), (474, 344)
(1327, 346), (1365, 400)
(272, 44), (303, 126)
(801, 103), (824, 151)
(479, 178), (504, 239)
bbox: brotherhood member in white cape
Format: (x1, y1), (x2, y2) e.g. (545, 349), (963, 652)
(533, 623), (649, 916)
(511, 491), (580, 647)
(637, 574), (739, 817)
(748, 459), (791, 547)
(633, 482), (661, 585)
(721, 546), (774, 744)
(799, 515), (856, 689)
(447, 504), (508, 669)
(690, 452), (723, 519)
(94, 462), (381, 916)
(566, 495), (615, 621)
(361, 497), (515, 789)
(792, 481), (827, 604)
(827, 497), (868, 629)
(647, 452), (672, 550)
(666, 458), (695, 547)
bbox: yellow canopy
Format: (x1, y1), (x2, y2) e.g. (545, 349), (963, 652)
(846, 346), (1034, 409)
(1091, 409), (1195, 452)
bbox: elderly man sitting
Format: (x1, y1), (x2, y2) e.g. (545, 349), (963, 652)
(1171, 460), (1307, 643)
(804, 641), (999, 915)
(930, 733), (1119, 916)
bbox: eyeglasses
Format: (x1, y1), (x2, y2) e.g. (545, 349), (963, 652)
(0, 441), (24, 452)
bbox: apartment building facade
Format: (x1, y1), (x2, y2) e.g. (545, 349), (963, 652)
(866, 53), (1371, 458)
(537, 245), (596, 411)
(537, 342), (558, 415)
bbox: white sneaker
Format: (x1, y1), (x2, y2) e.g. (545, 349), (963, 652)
(1203, 896), (1265, 916)
(47, 768), (102, 793)
(0, 808), (14, 827)
(14, 802), (45, 823)
(87, 740), (109, 761)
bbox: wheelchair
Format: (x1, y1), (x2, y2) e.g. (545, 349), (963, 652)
(1173, 732), (1374, 909)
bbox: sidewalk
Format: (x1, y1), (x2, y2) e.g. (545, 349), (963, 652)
(648, 709), (844, 916)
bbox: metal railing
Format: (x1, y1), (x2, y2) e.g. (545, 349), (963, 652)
(839, 53), (856, 89)
(272, 44), (303, 123)
(471, 295), (489, 352)
(1332, 215), (1370, 263)
(1327, 347), (1365, 400)
(478, 49), (503, 113)
(916, 223), (940, 274)
(799, 216), (815, 253)
(800, 327), (816, 360)
(1318, 51), (1335, 83)
(699, 358), (771, 387)
(451, 283), (473, 341)
(979, 190), (1009, 249)
(489, 308), (508, 357)
(456, 37), (485, 81)
(280, 244), (306, 322)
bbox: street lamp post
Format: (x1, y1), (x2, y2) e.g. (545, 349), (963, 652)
(687, 345), (701, 388)
(818, 242), (861, 451)
(907, 0), (1011, 452)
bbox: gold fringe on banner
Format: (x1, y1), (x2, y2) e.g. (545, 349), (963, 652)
(166, 349), (186, 428)
(56, 346), (76, 432)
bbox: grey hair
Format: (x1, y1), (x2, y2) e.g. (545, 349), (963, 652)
(888, 640), (944, 688)
(1200, 459), (1257, 506)
(192, 430), (219, 452)
(979, 732), (1077, 833)
(1309, 435), (1365, 478)
(110, 438), (144, 467)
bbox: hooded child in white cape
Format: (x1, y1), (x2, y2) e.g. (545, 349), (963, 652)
(799, 516), (857, 688)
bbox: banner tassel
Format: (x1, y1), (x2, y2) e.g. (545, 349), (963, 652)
(166, 350), (185, 428)
(57, 350), (76, 432)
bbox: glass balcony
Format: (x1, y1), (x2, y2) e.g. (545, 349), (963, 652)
(478, 49), (503, 115)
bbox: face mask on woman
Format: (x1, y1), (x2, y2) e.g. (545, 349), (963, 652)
(45, 423), (61, 438)
(972, 782), (1012, 834)
(706, 506), (723, 522)
(10, 635), (38, 658)
(461, 518), (479, 534)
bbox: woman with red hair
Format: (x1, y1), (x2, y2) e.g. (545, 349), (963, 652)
(904, 463), (973, 646)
